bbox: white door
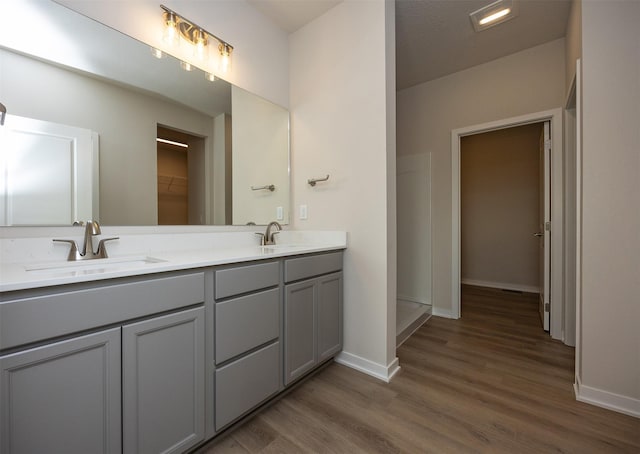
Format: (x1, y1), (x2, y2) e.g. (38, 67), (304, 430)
(537, 121), (551, 331)
(0, 114), (98, 225)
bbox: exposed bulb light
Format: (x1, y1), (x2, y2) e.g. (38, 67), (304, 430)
(194, 29), (208, 60)
(479, 8), (511, 25)
(205, 72), (216, 82)
(162, 11), (179, 46)
(219, 43), (232, 74)
(180, 61), (193, 71)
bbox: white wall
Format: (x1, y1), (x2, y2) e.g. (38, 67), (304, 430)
(565, 0), (582, 92)
(289, 0), (398, 379)
(397, 38), (565, 316)
(232, 87), (290, 225)
(577, 0), (640, 415)
(397, 154), (431, 305)
(58, 0), (289, 108)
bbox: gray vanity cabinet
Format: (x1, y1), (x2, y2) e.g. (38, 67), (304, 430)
(0, 328), (122, 454)
(213, 261), (281, 432)
(0, 271), (205, 454)
(122, 307), (205, 454)
(284, 252), (343, 386)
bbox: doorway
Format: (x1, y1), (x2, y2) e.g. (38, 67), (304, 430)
(451, 108), (564, 340)
(156, 126), (206, 225)
(460, 122), (547, 329)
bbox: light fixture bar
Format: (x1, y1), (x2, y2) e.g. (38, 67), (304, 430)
(157, 138), (188, 148)
(478, 8), (511, 25)
(160, 5), (233, 53)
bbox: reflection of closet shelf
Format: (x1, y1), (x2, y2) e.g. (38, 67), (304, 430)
(158, 174), (187, 196)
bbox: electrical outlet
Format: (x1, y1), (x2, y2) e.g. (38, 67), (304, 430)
(299, 204), (308, 220)
(276, 206), (283, 220)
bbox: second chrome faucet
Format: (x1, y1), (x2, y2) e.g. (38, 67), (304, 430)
(54, 220), (119, 261)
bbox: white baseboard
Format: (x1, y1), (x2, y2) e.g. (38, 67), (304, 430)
(397, 293), (430, 306)
(335, 351), (401, 383)
(574, 376), (640, 418)
(432, 307), (455, 319)
(461, 278), (540, 294)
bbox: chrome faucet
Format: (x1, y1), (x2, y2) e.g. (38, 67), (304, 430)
(54, 220), (119, 261)
(256, 221), (282, 246)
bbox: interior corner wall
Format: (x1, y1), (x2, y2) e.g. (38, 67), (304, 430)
(460, 124), (542, 293)
(397, 38), (565, 316)
(578, 0), (640, 409)
(57, 0), (289, 108)
(289, 0), (396, 374)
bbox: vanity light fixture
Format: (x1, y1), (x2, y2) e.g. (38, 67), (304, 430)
(469, 0), (518, 32)
(160, 5), (234, 74)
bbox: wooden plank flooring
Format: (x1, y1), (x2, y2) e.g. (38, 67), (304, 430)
(200, 285), (640, 453)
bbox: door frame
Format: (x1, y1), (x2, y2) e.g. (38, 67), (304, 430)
(451, 108), (564, 340)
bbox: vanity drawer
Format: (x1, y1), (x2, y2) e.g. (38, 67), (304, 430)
(284, 251), (343, 283)
(0, 272), (204, 351)
(215, 288), (280, 364)
(215, 341), (280, 430)
(215, 261), (279, 299)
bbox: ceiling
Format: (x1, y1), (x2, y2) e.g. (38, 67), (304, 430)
(249, 0), (571, 91)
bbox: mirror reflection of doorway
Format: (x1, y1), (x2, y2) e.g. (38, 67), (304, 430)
(156, 126), (205, 225)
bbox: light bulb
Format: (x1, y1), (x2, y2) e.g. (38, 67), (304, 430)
(180, 61), (193, 72)
(163, 11), (179, 46)
(479, 8), (511, 25)
(218, 43), (231, 74)
(205, 72), (216, 82)
(150, 47), (164, 59)
(194, 29), (208, 60)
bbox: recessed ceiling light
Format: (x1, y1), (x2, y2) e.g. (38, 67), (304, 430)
(470, 0), (519, 32)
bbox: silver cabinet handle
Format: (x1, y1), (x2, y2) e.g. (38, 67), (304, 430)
(533, 232), (543, 237)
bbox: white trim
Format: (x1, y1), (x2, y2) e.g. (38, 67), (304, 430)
(461, 279), (539, 294)
(574, 376), (640, 418)
(334, 352), (401, 383)
(574, 58), (583, 382)
(432, 307), (454, 319)
(451, 108), (564, 340)
(397, 293), (430, 306)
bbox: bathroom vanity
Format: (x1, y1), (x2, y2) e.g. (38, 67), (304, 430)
(0, 233), (345, 454)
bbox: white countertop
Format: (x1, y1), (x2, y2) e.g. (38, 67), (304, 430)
(0, 230), (347, 293)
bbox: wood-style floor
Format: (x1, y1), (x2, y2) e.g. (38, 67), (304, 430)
(201, 285), (640, 453)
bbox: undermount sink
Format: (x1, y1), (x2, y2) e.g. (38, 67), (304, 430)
(25, 256), (166, 276)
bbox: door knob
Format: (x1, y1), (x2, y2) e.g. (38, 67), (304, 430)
(533, 232), (543, 237)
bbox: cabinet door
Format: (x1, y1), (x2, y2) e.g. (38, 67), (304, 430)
(122, 307), (205, 454)
(0, 329), (121, 454)
(284, 280), (317, 385)
(317, 272), (343, 362)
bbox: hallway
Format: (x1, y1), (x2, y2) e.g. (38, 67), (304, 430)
(203, 285), (640, 453)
